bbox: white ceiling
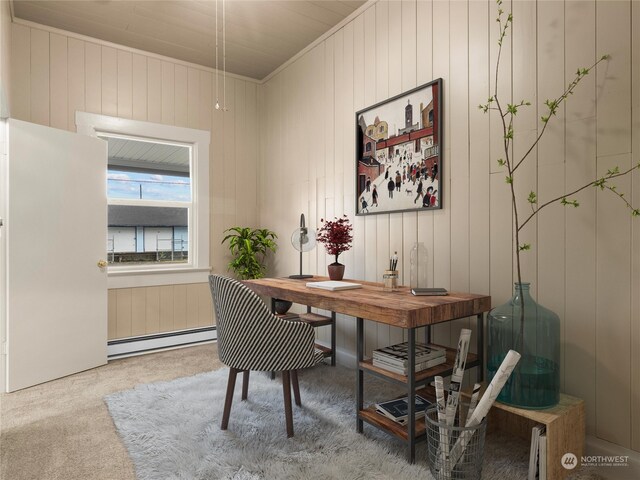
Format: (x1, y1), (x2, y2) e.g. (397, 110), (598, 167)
(11, 0), (367, 80)
(104, 136), (190, 175)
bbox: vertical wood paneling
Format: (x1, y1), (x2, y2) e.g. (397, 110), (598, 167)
(131, 288), (146, 337)
(186, 284), (199, 329)
(197, 283), (212, 326)
(10, 24), (30, 121)
(174, 65), (188, 127)
(145, 286), (160, 334)
(595, 0), (632, 448)
(107, 290), (117, 340)
(67, 38), (85, 131)
(117, 50), (132, 119)
(564, 1), (597, 435)
(147, 58), (162, 123)
(173, 284), (187, 331)
(84, 43), (101, 114)
(431, 0), (451, 346)
(49, 33), (67, 130)
(101, 47), (117, 116)
(30, 29), (49, 125)
(632, 0), (640, 452)
(159, 285), (174, 332)
(161, 61), (175, 125)
(536, 0), (565, 390)
(115, 289), (132, 339)
(131, 54), (147, 121)
(187, 67), (199, 129)
(449, 0), (471, 354)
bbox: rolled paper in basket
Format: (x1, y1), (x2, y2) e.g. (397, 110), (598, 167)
(465, 383), (482, 425)
(446, 350), (522, 473)
(434, 376), (448, 458)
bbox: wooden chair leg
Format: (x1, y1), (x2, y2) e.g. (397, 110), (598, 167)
(282, 370), (294, 437)
(241, 371), (250, 401)
(291, 370), (301, 407)
(221, 367), (238, 430)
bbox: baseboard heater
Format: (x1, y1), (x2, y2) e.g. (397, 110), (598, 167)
(107, 327), (217, 359)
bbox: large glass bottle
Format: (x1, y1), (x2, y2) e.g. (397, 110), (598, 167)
(487, 283), (560, 409)
(409, 242), (428, 289)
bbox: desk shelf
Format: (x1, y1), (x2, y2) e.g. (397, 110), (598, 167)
(358, 406), (427, 441)
(359, 347), (478, 385)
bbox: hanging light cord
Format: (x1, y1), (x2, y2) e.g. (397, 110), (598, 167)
(222, 0), (227, 111)
(214, 0), (220, 110)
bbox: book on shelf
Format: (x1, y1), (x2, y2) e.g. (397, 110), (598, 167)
(372, 355), (446, 375)
(275, 312), (300, 321)
(375, 395), (432, 425)
(373, 342), (446, 367)
(305, 281), (362, 291)
(528, 424), (546, 480)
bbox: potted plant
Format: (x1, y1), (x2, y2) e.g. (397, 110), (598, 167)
(482, 0), (640, 408)
(316, 215), (353, 281)
(221, 227), (277, 280)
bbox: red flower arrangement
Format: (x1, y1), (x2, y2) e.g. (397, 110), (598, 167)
(316, 215), (353, 265)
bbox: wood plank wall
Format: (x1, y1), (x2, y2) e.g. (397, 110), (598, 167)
(9, 22), (261, 338)
(258, 0), (640, 452)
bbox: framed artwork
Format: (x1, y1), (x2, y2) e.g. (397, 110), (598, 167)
(355, 78), (443, 216)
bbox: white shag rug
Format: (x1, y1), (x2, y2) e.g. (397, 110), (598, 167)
(105, 364), (601, 480)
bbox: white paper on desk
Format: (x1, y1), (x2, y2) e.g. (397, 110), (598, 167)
(305, 281), (362, 291)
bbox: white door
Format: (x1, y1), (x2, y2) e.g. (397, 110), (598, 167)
(5, 119), (107, 392)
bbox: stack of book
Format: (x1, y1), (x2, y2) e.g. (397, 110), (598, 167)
(372, 342), (446, 375)
(375, 395), (431, 425)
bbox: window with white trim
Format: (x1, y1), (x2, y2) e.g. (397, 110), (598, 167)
(76, 112), (211, 288)
(102, 134), (192, 266)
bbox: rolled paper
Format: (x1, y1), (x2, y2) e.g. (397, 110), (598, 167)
(433, 376), (449, 461)
(465, 383), (482, 426)
(446, 350), (522, 472)
(445, 329), (472, 427)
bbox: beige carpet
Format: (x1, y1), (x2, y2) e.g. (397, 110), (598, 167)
(0, 343), (222, 480)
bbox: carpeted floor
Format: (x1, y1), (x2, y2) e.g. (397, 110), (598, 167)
(1, 343), (603, 480)
(0, 343), (222, 480)
(104, 362), (604, 480)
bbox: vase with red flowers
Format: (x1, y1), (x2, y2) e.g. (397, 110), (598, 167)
(316, 215), (353, 281)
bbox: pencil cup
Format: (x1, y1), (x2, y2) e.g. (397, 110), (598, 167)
(425, 406), (487, 480)
(383, 270), (399, 292)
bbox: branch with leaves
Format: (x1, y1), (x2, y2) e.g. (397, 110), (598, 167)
(481, 0), (640, 348)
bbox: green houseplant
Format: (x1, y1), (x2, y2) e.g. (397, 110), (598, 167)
(221, 227), (278, 280)
(483, 0), (640, 408)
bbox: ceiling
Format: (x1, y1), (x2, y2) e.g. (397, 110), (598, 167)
(103, 135), (190, 175)
(11, 0), (367, 80)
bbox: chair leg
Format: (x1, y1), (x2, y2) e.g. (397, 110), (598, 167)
(241, 371), (250, 401)
(221, 367), (238, 430)
(282, 370), (294, 437)
(291, 370), (301, 407)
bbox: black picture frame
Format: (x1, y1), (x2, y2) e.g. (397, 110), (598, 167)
(355, 78), (443, 216)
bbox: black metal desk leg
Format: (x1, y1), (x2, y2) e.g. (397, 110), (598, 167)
(331, 312), (336, 366)
(356, 317), (364, 433)
(477, 313), (484, 383)
(408, 328), (416, 463)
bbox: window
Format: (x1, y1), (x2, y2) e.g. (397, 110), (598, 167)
(103, 135), (191, 266)
(76, 113), (210, 289)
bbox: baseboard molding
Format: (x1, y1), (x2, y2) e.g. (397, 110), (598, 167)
(584, 435), (640, 479)
(107, 327), (217, 359)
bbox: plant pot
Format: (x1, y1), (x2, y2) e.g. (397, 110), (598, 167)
(273, 299), (293, 315)
(327, 263), (345, 281)
(487, 282), (560, 409)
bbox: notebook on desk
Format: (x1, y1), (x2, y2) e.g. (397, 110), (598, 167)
(305, 281), (363, 291)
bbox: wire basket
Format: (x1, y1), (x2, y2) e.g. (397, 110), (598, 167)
(425, 406), (487, 480)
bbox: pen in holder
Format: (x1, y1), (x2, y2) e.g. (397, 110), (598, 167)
(383, 270), (399, 292)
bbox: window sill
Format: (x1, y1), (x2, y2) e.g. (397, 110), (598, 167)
(107, 266), (212, 289)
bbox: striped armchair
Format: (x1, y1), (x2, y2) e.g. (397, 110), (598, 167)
(209, 274), (325, 437)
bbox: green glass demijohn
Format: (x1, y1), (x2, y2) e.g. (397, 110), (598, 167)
(487, 283), (560, 409)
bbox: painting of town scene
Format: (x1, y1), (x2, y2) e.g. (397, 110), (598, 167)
(356, 79), (442, 215)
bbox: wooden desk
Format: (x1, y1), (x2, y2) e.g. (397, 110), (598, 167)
(244, 276), (492, 463)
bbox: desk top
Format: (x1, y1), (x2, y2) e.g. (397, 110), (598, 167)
(243, 276), (491, 329)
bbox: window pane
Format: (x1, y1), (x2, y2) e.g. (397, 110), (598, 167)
(107, 205), (188, 264)
(107, 169), (191, 201)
